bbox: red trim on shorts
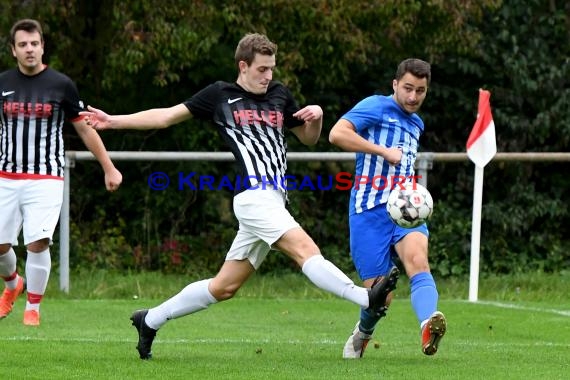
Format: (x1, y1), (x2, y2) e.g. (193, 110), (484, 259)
(0, 171), (63, 180)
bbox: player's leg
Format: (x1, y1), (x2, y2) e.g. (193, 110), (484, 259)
(341, 206), (400, 359)
(393, 229), (446, 355)
(0, 244), (25, 319)
(145, 258), (256, 330)
(21, 179), (63, 326)
(132, 188), (286, 359)
(274, 224), (396, 316)
(131, 217), (268, 359)
(23, 238), (50, 326)
(0, 178), (26, 318)
(132, 259), (257, 359)
(237, 186), (367, 307)
(275, 227), (366, 305)
(235, 185), (390, 307)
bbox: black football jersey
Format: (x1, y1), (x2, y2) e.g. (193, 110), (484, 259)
(0, 67), (84, 178)
(184, 81), (304, 194)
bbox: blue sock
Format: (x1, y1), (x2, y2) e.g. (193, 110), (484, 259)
(409, 272), (438, 324)
(358, 307), (382, 335)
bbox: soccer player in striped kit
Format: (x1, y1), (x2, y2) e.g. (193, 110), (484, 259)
(0, 19), (122, 326)
(82, 33), (397, 360)
(329, 59), (446, 358)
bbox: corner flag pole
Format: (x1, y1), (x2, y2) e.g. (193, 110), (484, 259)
(468, 165), (484, 301)
(466, 89), (497, 302)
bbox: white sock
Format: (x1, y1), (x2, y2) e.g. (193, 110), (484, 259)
(0, 248), (19, 288)
(301, 255), (369, 307)
(25, 249), (51, 310)
(145, 279), (218, 330)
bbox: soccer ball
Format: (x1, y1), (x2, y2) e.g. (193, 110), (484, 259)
(386, 182), (433, 228)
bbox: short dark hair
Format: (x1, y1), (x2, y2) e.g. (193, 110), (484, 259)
(10, 19), (44, 46)
(234, 33), (277, 67)
(395, 58), (431, 84)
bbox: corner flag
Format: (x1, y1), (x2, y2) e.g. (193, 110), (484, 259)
(467, 89), (496, 167)
(467, 89), (496, 302)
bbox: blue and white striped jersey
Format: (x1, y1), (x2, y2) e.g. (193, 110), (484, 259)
(341, 95), (424, 215)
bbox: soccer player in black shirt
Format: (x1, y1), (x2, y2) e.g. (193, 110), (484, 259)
(82, 33), (398, 359)
(0, 19), (123, 326)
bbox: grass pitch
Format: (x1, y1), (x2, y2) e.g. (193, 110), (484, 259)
(0, 272), (568, 379)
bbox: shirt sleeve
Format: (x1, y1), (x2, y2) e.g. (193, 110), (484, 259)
(62, 78), (84, 122)
(280, 85), (305, 129)
(183, 82), (220, 120)
(341, 96), (383, 133)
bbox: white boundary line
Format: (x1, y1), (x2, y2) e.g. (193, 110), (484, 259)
(0, 336), (569, 348)
(455, 299), (570, 317)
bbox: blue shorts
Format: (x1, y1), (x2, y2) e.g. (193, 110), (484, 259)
(349, 204), (429, 281)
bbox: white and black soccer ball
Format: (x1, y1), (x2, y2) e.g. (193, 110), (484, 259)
(386, 182), (433, 228)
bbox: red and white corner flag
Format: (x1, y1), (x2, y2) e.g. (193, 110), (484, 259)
(466, 89), (496, 167)
(467, 89), (496, 302)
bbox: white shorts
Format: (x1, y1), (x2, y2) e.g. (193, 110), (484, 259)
(226, 187), (300, 269)
(0, 177), (64, 246)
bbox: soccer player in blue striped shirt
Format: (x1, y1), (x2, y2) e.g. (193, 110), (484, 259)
(329, 58), (446, 358)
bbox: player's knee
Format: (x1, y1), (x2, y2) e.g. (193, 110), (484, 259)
(402, 252), (430, 273)
(209, 283), (240, 301)
(286, 242), (321, 268)
(276, 229), (320, 265)
(0, 243), (12, 255)
(27, 238), (49, 253)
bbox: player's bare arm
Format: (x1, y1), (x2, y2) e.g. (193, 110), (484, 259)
(291, 105), (323, 146)
(80, 104), (192, 131)
(72, 119), (123, 191)
(329, 119), (402, 165)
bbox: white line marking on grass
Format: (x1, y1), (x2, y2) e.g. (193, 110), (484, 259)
(0, 336), (340, 345)
(1, 336), (568, 348)
(453, 340), (570, 348)
(0, 336), (133, 343)
(457, 300), (570, 317)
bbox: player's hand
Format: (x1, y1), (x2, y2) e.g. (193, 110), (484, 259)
(104, 167), (123, 192)
(383, 147), (403, 165)
(293, 105), (323, 122)
(79, 105), (111, 130)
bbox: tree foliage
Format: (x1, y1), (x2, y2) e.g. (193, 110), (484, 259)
(1, 0), (568, 276)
